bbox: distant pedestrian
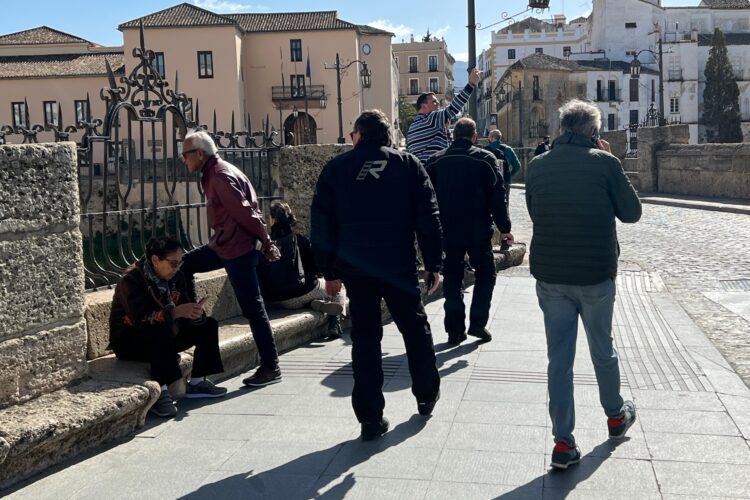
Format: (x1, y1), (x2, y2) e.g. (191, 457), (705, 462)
(526, 99), (641, 470)
(179, 130), (283, 389)
(534, 136), (551, 156)
(425, 118), (514, 346)
(407, 68), (480, 163)
(312, 110), (443, 441)
(485, 129), (521, 209)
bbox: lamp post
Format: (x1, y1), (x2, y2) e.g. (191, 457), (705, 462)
(630, 30), (666, 127)
(325, 53), (372, 144)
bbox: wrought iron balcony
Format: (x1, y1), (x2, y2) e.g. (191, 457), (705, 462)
(408, 87), (421, 95)
(595, 89), (621, 102)
(272, 84), (326, 101)
(668, 69), (683, 81)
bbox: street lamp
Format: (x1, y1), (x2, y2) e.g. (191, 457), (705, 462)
(325, 53), (372, 144)
(629, 29), (666, 126)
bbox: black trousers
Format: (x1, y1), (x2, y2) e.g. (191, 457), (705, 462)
(182, 245), (279, 370)
(443, 238), (497, 335)
(112, 317), (224, 386)
(343, 274), (440, 423)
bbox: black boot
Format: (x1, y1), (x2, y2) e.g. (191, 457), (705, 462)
(326, 314), (343, 339)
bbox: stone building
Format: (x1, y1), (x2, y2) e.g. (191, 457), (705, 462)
(0, 3), (398, 147)
(392, 34), (456, 107)
(477, 46), (497, 135)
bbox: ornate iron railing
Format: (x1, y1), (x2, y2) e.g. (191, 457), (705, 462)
(0, 25), (281, 290)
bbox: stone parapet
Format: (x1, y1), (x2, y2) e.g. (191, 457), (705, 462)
(656, 143), (750, 199)
(0, 143), (86, 409)
(636, 124), (690, 192)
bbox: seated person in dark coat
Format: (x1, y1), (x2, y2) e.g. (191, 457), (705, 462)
(109, 237), (227, 418)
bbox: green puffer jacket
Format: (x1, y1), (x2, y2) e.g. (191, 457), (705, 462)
(525, 132), (642, 285)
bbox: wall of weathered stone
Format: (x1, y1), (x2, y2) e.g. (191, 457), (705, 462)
(0, 143), (86, 409)
(271, 144), (350, 237)
(636, 125), (690, 192)
(656, 144), (750, 198)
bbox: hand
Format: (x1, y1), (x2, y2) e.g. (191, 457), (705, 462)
(325, 279), (342, 298)
(174, 302), (204, 320)
(423, 271), (441, 295)
(197, 297), (208, 309)
(597, 138), (611, 153)
(263, 242), (281, 262)
(468, 68), (480, 87)
(501, 232), (515, 246)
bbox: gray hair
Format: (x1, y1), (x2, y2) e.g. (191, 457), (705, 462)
(558, 99), (601, 136)
(488, 129), (502, 141)
(184, 129), (218, 156)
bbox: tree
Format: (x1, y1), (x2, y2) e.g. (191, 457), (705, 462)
(398, 95), (417, 136)
(703, 27), (743, 142)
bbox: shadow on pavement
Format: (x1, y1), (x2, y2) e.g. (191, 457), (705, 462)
(178, 415), (429, 499)
(493, 438), (628, 499)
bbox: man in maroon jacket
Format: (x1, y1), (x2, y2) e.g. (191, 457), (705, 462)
(180, 129), (282, 387)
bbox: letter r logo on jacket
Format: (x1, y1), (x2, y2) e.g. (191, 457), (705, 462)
(356, 160), (388, 180)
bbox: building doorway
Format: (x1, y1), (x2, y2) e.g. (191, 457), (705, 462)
(284, 113), (317, 145)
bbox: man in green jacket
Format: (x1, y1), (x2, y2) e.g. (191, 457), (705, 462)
(525, 99), (642, 470)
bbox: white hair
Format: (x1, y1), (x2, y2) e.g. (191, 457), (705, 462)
(184, 129), (218, 156)
(488, 129), (502, 140)
(559, 99), (601, 136)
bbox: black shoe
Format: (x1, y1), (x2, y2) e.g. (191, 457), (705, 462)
(242, 366), (282, 387)
(361, 417), (390, 441)
(326, 315), (343, 339)
(447, 331), (467, 345)
(418, 390), (440, 416)
(468, 327), (492, 342)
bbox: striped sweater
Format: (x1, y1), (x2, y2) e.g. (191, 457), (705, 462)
(406, 83), (474, 163)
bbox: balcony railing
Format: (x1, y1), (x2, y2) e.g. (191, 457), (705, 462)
(529, 120), (549, 138)
(595, 89), (621, 101)
(409, 66), (418, 73)
(668, 69), (683, 81)
(429, 65), (438, 72)
(735, 69), (745, 81)
(272, 84), (326, 101)
(408, 87), (421, 96)
(428, 86), (441, 94)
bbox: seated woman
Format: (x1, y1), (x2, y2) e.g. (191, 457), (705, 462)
(109, 237), (226, 418)
(259, 201), (346, 338)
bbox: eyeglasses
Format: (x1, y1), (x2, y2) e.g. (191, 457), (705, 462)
(160, 257), (183, 269)
(180, 148), (199, 160)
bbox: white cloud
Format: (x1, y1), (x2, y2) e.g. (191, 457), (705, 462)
(432, 24), (451, 39)
(192, 0), (269, 13)
(453, 52), (468, 62)
(367, 19), (412, 39)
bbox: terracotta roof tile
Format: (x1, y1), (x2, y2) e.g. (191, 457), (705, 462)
(0, 26), (90, 46)
(119, 2), (237, 29)
(505, 53), (658, 75)
(700, 0), (750, 8)
(227, 11), (356, 32)
(0, 52), (125, 79)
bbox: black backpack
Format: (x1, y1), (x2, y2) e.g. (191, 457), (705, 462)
(257, 232), (305, 296)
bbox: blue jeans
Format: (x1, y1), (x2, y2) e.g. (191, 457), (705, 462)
(182, 245), (279, 370)
(536, 278), (624, 445)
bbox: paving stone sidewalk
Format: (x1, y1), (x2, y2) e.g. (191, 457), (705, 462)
(5, 266), (750, 499)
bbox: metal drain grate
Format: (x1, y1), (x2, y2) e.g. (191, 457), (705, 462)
(719, 279), (750, 291)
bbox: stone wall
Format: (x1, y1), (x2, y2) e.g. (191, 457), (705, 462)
(656, 143), (750, 198)
(271, 144), (350, 236)
(0, 143), (86, 409)
(636, 125), (690, 192)
(601, 129), (628, 160)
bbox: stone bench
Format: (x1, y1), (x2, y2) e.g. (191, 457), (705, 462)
(0, 244), (525, 490)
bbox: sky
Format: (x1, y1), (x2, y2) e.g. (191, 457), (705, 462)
(1, 0), (699, 62)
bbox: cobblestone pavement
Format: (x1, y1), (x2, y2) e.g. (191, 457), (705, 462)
(509, 188), (750, 387)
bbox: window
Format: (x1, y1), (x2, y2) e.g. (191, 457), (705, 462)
(535, 47), (543, 55)
(409, 56), (418, 73)
(290, 39), (302, 62)
(670, 97), (680, 114)
(197, 51), (213, 79)
(43, 101), (58, 127)
(596, 80), (604, 101)
(11, 101), (26, 128)
(428, 55), (438, 72)
(508, 49), (516, 59)
(532, 75), (541, 100)
(629, 78), (639, 102)
(625, 22), (637, 28)
(651, 80), (655, 103)
(290, 74), (305, 97)
(429, 77), (439, 93)
(608, 80), (617, 101)
(153, 52), (165, 78)
(409, 78), (419, 95)
(608, 113), (616, 130)
(668, 56), (682, 80)
(74, 99), (88, 125)
(629, 109), (639, 125)
(563, 46), (571, 58)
